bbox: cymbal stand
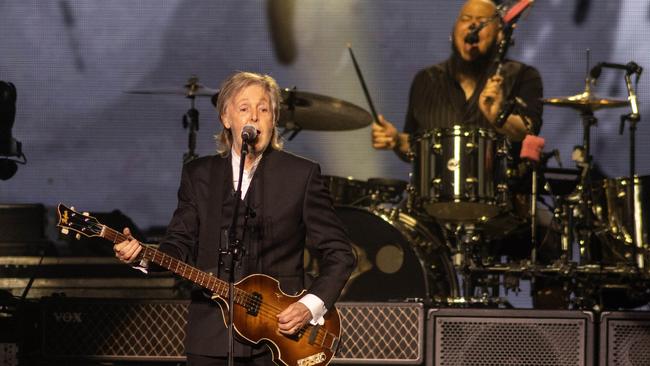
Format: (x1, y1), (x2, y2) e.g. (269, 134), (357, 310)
(182, 95), (200, 164)
(181, 76), (203, 164)
(620, 72), (643, 270)
(280, 87), (302, 141)
(575, 104), (598, 265)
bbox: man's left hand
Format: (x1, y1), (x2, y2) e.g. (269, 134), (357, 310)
(479, 75), (504, 125)
(277, 302), (312, 335)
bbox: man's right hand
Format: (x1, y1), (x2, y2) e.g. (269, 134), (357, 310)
(371, 114), (399, 150)
(113, 227), (142, 264)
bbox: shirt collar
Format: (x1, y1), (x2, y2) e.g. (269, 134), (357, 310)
(231, 147), (263, 180)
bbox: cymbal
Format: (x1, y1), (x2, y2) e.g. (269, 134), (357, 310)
(211, 88), (373, 131)
(278, 89), (372, 131)
(542, 91), (628, 111)
(126, 76), (218, 98)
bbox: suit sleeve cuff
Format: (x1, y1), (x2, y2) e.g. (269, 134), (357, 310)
(299, 293), (327, 325)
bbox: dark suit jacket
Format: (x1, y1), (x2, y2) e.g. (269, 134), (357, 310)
(158, 148), (355, 357)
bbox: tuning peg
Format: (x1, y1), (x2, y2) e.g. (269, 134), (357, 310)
(82, 212), (89, 216)
(70, 206), (75, 211)
(60, 228), (69, 235)
(75, 233), (81, 240)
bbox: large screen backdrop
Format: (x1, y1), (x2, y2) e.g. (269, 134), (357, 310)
(1, 0), (648, 231)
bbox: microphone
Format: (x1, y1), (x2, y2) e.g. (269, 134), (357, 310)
(241, 124), (259, 144)
(590, 61), (644, 79)
(464, 23), (484, 44)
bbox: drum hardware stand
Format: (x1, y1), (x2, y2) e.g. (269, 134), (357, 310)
(572, 99), (600, 267)
(182, 76), (201, 164)
(447, 223), (501, 303)
(619, 70), (643, 271)
(279, 87), (303, 141)
(405, 181), (417, 213)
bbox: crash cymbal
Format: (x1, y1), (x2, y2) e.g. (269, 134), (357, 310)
(211, 88), (373, 131)
(542, 91), (628, 111)
(126, 76), (218, 98)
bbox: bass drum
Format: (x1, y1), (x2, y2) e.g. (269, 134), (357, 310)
(305, 206), (459, 301)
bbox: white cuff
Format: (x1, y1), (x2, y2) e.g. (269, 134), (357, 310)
(299, 293), (327, 325)
(131, 258), (149, 274)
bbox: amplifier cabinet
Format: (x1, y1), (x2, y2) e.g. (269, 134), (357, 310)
(600, 311), (650, 366)
(41, 298), (424, 364)
(426, 308), (594, 366)
(41, 298), (187, 361)
(334, 302), (424, 364)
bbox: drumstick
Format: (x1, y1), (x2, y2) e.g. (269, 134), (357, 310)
(347, 43), (380, 125)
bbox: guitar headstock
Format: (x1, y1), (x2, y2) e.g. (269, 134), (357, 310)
(56, 204), (103, 239)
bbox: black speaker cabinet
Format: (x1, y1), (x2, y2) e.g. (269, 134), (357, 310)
(600, 311), (650, 366)
(426, 308), (594, 366)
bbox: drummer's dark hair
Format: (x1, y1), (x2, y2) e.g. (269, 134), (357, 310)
(214, 71), (283, 156)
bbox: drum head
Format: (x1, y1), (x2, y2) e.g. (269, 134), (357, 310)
(305, 206), (457, 302)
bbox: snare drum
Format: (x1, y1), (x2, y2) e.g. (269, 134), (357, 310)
(412, 125), (509, 221)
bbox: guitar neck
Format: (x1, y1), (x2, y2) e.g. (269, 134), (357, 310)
(101, 225), (239, 301)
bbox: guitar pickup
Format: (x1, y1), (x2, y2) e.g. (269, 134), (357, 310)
(308, 324), (321, 345)
(246, 292), (261, 316)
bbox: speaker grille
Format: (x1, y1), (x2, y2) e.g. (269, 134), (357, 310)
(601, 312), (650, 366)
(335, 302), (423, 364)
(42, 298), (187, 360)
(428, 309), (593, 366)
(41, 298), (423, 363)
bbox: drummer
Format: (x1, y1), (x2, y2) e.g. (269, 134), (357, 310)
(372, 0), (542, 160)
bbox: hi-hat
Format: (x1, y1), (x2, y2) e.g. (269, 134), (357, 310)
(542, 90), (628, 112)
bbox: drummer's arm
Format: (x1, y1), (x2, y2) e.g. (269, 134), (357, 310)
(394, 132), (411, 161)
(480, 67), (543, 141)
(492, 114), (529, 141)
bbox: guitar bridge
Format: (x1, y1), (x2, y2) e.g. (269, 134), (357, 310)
(246, 292), (261, 316)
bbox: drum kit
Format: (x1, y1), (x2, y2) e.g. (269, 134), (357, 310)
(127, 71), (648, 311)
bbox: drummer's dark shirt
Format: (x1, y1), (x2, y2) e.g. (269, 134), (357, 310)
(403, 59), (543, 136)
(404, 59), (543, 191)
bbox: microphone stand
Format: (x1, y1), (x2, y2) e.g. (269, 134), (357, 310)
(222, 141), (250, 366)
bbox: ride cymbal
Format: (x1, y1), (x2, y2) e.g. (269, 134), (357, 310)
(126, 76), (218, 98)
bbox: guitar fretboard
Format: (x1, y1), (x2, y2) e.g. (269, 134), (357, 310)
(103, 225), (251, 305)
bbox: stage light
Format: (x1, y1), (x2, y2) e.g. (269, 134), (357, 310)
(0, 81), (26, 180)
